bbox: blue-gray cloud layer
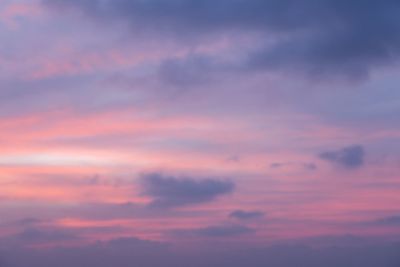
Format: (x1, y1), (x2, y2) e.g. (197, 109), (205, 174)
(1, 237), (400, 267)
(44, 0), (400, 78)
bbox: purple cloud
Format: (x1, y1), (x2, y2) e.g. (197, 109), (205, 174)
(319, 145), (365, 169)
(43, 0), (400, 79)
(141, 173), (235, 208)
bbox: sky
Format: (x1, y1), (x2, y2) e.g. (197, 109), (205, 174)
(0, 0), (400, 266)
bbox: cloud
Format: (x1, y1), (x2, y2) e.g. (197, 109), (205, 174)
(101, 237), (167, 251)
(2, 236), (400, 267)
(73, 202), (141, 220)
(318, 145), (365, 169)
(43, 0), (400, 78)
(174, 224), (255, 238)
(0, 218), (43, 228)
(270, 162), (317, 171)
(229, 210), (264, 220)
(10, 227), (78, 244)
(371, 215), (400, 226)
(15, 218), (42, 226)
(0, 236), (170, 267)
(303, 163), (317, 170)
(296, 234), (377, 248)
(192, 225), (255, 237)
(157, 55), (219, 87)
(140, 173), (235, 208)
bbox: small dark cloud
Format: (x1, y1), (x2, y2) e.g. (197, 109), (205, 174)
(318, 145), (365, 169)
(141, 173), (235, 208)
(229, 210), (264, 220)
(226, 155), (240, 162)
(270, 163), (284, 168)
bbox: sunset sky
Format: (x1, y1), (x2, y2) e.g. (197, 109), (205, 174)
(0, 1), (400, 266)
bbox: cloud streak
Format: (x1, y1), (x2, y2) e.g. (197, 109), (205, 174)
(173, 224), (255, 238)
(229, 210), (264, 220)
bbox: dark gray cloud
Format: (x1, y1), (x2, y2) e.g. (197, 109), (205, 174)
(140, 173), (234, 208)
(44, 0), (400, 78)
(319, 145), (365, 169)
(229, 210), (264, 220)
